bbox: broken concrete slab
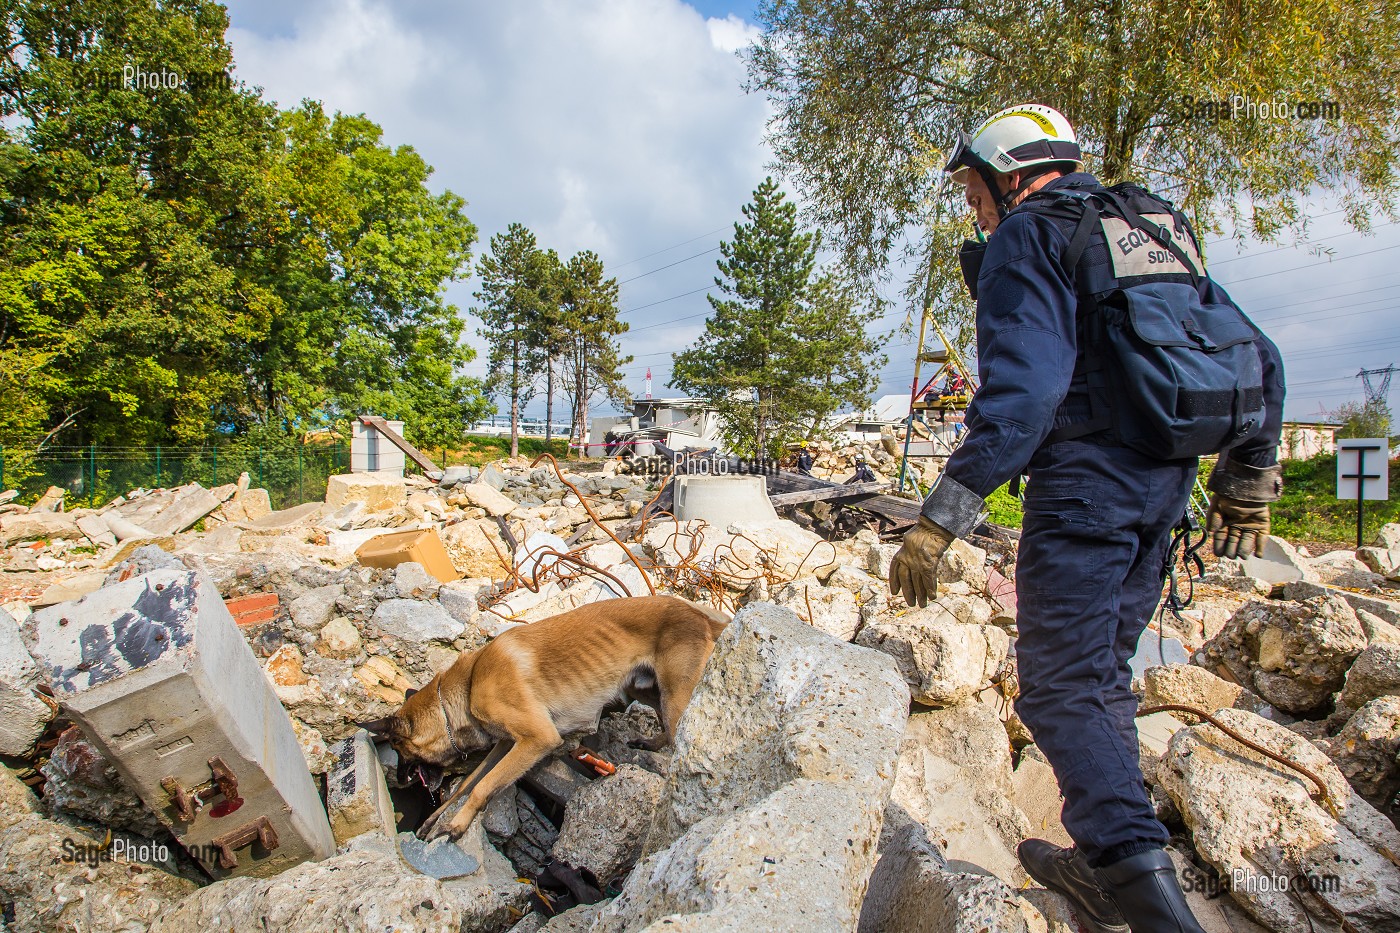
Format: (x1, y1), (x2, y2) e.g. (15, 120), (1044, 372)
(456, 481), (518, 517)
(1339, 642), (1400, 712)
(1226, 535), (1319, 585)
(892, 699), (1031, 886)
(31, 485), (65, 512)
(1010, 745), (1072, 848)
(551, 764), (664, 888)
(246, 500), (324, 529)
(74, 511), (118, 548)
(1320, 695), (1400, 815)
(327, 729), (398, 845)
(859, 802), (1044, 933)
(143, 483), (222, 535)
(1128, 629), (1190, 678)
(1198, 594), (1367, 714)
(151, 830), (528, 933)
(0, 510), (81, 546)
(1160, 708), (1400, 933)
(1142, 663), (1271, 716)
(33, 570), (107, 608)
(24, 568), (335, 879)
(856, 604), (1007, 707)
(326, 471), (408, 510)
(289, 583), (344, 630)
(592, 602), (909, 932)
(522, 755), (591, 809)
(317, 616), (363, 659)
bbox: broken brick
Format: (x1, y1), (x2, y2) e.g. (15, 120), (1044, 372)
(225, 592), (279, 627)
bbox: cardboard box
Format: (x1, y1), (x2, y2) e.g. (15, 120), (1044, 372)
(355, 527), (462, 583)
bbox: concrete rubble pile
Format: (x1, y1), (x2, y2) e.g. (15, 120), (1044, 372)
(2, 458), (1400, 933)
(786, 428), (946, 489)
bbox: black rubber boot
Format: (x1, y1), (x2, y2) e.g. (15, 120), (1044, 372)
(1017, 839), (1129, 933)
(1094, 848), (1206, 933)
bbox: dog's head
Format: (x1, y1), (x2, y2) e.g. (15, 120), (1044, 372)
(360, 681), (460, 793)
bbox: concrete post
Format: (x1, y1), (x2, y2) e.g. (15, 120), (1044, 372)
(22, 569), (335, 879)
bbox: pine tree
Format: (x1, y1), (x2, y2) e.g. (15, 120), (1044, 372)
(557, 251), (631, 451)
(474, 224), (553, 458)
(672, 178), (885, 456)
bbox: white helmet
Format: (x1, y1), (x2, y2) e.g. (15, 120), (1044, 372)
(944, 104), (1082, 213)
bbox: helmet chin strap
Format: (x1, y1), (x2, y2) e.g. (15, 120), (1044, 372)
(976, 164), (1054, 218)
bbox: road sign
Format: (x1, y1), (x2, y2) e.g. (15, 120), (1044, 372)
(1337, 438), (1389, 547)
(1337, 439), (1389, 501)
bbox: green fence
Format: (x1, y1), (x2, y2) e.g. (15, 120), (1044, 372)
(1, 443), (351, 512)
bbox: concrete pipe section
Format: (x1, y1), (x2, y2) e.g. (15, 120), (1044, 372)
(673, 475), (778, 527)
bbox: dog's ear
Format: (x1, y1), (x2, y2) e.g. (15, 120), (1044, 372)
(404, 688), (418, 700)
(359, 717), (394, 739)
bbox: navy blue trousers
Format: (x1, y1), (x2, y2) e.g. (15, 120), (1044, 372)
(1012, 440), (1196, 864)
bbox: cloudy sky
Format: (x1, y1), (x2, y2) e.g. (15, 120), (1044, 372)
(222, 0), (1400, 426)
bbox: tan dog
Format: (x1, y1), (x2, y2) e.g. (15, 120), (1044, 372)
(364, 595), (728, 842)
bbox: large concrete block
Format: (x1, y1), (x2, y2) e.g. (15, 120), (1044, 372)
(325, 471), (407, 510)
(22, 569), (335, 879)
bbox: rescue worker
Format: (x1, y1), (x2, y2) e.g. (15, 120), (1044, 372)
(849, 452), (877, 484)
(796, 442), (815, 476)
(887, 105), (1284, 933)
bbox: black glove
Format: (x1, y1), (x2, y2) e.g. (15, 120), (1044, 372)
(888, 517), (955, 608)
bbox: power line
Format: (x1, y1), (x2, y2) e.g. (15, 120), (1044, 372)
(619, 283), (713, 317)
(609, 226), (730, 270)
(616, 246), (721, 286)
(1215, 241), (1400, 287)
(1259, 295), (1399, 330)
(1201, 207), (1350, 248)
(1208, 219), (1397, 267)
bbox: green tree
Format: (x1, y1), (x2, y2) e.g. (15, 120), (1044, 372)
(1330, 400), (1393, 440)
(475, 224), (554, 458)
(268, 103), (486, 451)
(672, 178), (885, 456)
(530, 248), (566, 446)
(0, 0), (283, 445)
(748, 0), (1400, 323)
(557, 251), (632, 450)
(0, 0), (486, 457)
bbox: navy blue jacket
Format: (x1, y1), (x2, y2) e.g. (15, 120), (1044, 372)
(921, 173), (1285, 535)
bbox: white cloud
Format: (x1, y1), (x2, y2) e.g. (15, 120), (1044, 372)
(706, 14), (761, 53)
(225, 1), (1399, 424)
(224, 0), (773, 412)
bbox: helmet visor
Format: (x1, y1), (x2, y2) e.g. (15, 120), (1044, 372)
(940, 128), (985, 183)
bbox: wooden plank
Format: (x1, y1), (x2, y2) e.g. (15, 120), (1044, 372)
(768, 482), (886, 506)
(358, 415), (439, 474)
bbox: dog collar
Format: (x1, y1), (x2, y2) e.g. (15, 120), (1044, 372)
(437, 679), (467, 760)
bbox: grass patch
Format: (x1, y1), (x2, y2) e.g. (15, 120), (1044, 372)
(446, 435), (573, 468)
(985, 482), (1023, 528)
(1267, 453), (1400, 547)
